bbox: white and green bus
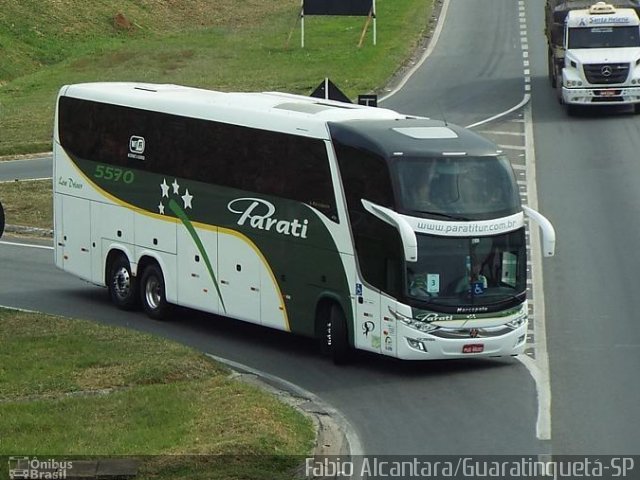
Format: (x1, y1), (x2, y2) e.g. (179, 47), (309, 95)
(53, 82), (555, 363)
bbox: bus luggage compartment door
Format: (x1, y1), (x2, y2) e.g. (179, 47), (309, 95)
(217, 233), (261, 324)
(55, 194), (92, 282)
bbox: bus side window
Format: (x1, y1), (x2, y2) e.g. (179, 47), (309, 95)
(335, 142), (401, 296)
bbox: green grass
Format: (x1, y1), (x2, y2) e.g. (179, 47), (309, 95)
(0, 179), (52, 230)
(0, 0), (435, 156)
(0, 309), (314, 478)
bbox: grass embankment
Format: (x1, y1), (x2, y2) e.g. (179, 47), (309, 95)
(0, 0), (434, 156)
(0, 180), (52, 230)
(0, 308), (314, 478)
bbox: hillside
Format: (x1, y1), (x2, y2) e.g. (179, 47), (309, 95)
(0, 0), (293, 83)
(0, 0), (434, 156)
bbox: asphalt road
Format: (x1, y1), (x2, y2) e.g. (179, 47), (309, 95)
(381, 0), (525, 128)
(526, 1), (640, 455)
(4, 0), (622, 459)
(0, 240), (542, 455)
(0, 156), (52, 182)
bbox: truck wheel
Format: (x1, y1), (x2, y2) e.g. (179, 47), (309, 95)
(108, 254), (139, 310)
(140, 263), (171, 320)
(319, 304), (351, 365)
(556, 84), (564, 105)
(554, 65), (564, 104)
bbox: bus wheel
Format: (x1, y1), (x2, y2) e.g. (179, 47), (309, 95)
(320, 304), (351, 365)
(108, 255), (138, 310)
(0, 199), (5, 239)
(140, 263), (171, 320)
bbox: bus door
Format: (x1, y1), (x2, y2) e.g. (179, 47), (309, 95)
(354, 283), (381, 353)
(379, 295), (398, 357)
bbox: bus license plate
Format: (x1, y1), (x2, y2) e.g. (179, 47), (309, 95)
(462, 344), (484, 354)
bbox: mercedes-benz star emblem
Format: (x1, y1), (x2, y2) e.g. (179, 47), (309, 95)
(601, 65), (613, 77)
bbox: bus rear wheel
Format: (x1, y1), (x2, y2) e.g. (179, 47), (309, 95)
(320, 304), (351, 365)
(140, 263), (171, 320)
(108, 255), (138, 310)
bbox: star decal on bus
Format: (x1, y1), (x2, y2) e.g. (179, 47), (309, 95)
(158, 179), (193, 213)
(160, 178), (170, 197)
(156, 178), (226, 313)
(181, 189), (193, 209)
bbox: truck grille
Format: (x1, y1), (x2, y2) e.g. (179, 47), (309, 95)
(583, 63), (630, 84)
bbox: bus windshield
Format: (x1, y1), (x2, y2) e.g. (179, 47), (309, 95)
(393, 155), (520, 221)
(568, 26), (640, 49)
(407, 229), (526, 308)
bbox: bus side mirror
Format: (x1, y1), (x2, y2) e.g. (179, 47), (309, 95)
(523, 206), (556, 257)
(361, 199), (418, 263)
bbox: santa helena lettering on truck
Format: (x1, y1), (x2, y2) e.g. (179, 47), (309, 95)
(53, 82), (555, 363)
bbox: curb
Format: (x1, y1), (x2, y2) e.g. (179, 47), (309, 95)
(4, 224), (53, 237)
(0, 152), (52, 162)
(205, 354), (360, 467)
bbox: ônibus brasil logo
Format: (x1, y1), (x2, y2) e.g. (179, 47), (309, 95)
(8, 457), (73, 479)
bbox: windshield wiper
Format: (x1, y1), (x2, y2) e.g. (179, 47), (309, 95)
(468, 292), (525, 306)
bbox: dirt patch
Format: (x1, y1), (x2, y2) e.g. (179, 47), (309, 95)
(113, 12), (134, 31)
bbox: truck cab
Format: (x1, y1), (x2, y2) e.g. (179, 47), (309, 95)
(547, 1), (640, 113)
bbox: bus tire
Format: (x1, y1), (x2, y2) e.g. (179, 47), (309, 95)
(0, 200), (5, 238)
(108, 254), (138, 310)
(140, 263), (171, 320)
(320, 304), (351, 365)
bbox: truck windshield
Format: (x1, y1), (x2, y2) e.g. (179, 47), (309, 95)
(407, 230), (526, 308)
(393, 155), (520, 221)
(568, 26), (640, 48)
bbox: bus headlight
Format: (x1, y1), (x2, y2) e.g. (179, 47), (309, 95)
(507, 314), (527, 330)
(390, 307), (439, 333)
(415, 322), (438, 333)
(407, 338), (427, 352)
(397, 314), (438, 333)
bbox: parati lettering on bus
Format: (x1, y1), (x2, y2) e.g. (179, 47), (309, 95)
(228, 198), (309, 238)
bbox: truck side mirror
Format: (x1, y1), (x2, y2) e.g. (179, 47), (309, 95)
(361, 199), (418, 263)
(523, 206), (556, 257)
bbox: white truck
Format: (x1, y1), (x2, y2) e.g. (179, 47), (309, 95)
(546, 1), (640, 114)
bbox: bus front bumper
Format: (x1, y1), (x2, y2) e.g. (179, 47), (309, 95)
(395, 321), (528, 360)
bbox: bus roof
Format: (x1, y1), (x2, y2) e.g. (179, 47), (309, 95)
(329, 119), (502, 159)
(60, 82), (409, 140)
